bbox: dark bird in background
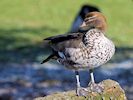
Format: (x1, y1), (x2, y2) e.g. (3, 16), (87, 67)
(69, 4), (100, 33)
(41, 12), (115, 96)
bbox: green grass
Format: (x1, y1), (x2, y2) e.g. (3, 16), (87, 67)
(0, 0), (133, 50)
(0, 0), (133, 48)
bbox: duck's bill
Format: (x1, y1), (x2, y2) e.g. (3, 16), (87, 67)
(79, 22), (88, 31)
(80, 22), (86, 28)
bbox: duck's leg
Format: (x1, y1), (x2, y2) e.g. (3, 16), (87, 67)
(88, 69), (104, 93)
(90, 69), (95, 83)
(75, 70), (88, 96)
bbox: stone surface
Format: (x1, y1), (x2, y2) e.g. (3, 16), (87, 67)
(34, 79), (127, 100)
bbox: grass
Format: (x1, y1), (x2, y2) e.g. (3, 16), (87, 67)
(0, 0), (133, 62)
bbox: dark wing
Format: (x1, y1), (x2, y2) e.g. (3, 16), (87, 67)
(44, 33), (82, 44)
(44, 32), (84, 52)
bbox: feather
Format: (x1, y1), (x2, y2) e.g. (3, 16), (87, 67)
(44, 33), (82, 44)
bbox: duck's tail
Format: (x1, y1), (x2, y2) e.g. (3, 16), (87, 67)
(41, 54), (55, 64)
(41, 50), (59, 64)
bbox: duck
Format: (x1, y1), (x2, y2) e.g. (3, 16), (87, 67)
(41, 12), (115, 96)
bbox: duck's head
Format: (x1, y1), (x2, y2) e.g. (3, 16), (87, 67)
(79, 12), (107, 32)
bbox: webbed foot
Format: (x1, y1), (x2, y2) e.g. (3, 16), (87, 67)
(76, 87), (89, 96)
(88, 82), (104, 93)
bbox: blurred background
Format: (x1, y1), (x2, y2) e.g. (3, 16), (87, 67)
(0, 0), (133, 100)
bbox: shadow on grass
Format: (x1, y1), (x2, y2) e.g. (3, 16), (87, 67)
(0, 26), (59, 63)
(0, 45), (133, 63)
(113, 47), (133, 62)
(0, 26), (132, 63)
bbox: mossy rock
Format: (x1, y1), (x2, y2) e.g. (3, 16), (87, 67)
(34, 79), (127, 100)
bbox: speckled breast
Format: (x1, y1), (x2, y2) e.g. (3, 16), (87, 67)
(58, 29), (115, 69)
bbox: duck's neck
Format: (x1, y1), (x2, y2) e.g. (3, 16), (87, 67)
(83, 28), (105, 47)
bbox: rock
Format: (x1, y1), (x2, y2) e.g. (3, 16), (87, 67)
(34, 79), (127, 100)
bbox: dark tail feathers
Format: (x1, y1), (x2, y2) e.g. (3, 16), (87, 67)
(41, 54), (55, 64)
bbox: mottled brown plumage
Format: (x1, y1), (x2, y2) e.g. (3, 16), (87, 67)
(42, 12), (115, 96)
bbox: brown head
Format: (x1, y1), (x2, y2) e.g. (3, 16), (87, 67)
(80, 12), (107, 32)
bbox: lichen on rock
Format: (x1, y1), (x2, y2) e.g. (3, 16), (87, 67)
(34, 79), (127, 100)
